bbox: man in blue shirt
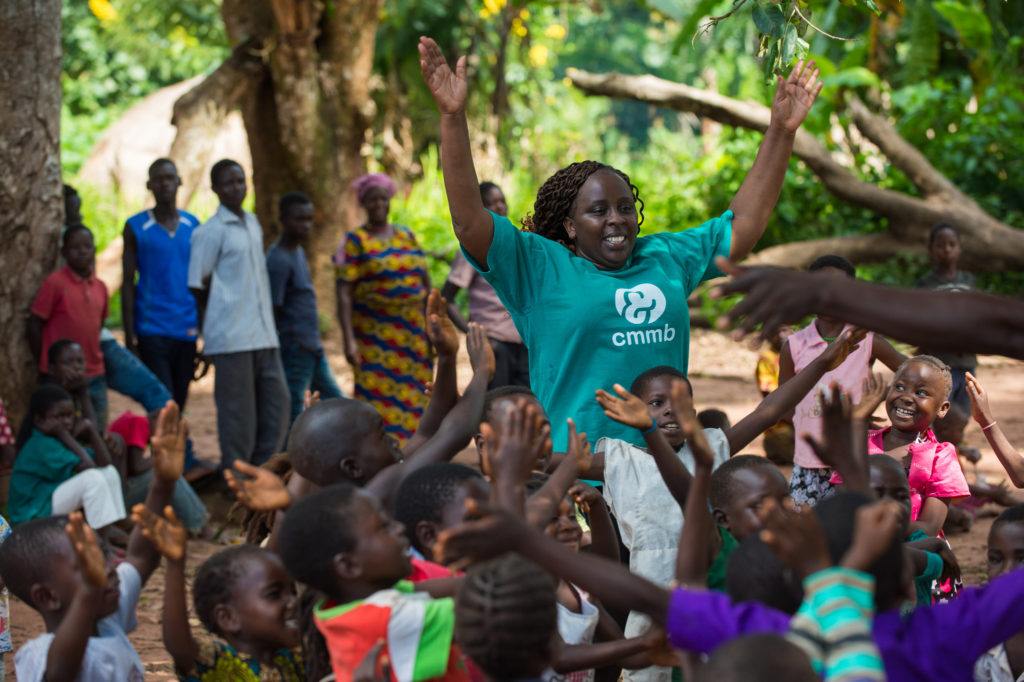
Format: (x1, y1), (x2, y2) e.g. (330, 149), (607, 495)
(266, 192), (343, 423)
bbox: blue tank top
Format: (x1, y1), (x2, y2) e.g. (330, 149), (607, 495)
(126, 210), (200, 340)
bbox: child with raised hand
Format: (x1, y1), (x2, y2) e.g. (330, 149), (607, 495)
(829, 354), (970, 537)
(133, 505), (303, 680)
(0, 402), (184, 681)
(8, 384), (126, 536)
(974, 504), (1024, 681)
(781, 255), (906, 508)
(966, 371), (1024, 489)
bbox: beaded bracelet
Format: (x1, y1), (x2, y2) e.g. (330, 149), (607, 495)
(644, 418), (659, 435)
(982, 421), (998, 432)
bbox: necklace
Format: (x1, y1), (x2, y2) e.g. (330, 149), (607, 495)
(821, 335), (837, 343)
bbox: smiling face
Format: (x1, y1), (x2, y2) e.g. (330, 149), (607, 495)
(563, 169), (639, 270)
(361, 186), (391, 226)
(988, 520), (1024, 581)
(544, 497), (583, 553)
(638, 375), (695, 449)
(885, 360), (951, 435)
(930, 227), (961, 270)
(224, 552), (300, 650)
(147, 161), (181, 206)
(347, 492), (413, 588)
(212, 163), (247, 210)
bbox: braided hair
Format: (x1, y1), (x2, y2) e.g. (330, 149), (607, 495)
(455, 554), (556, 680)
(896, 354), (953, 402)
(523, 161), (644, 246)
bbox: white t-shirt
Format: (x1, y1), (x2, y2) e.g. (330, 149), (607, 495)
(543, 589), (601, 682)
(597, 430), (730, 682)
(15, 562), (145, 682)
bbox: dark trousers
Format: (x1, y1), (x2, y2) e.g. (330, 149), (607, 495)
(490, 339), (530, 390)
(138, 335), (197, 409)
(210, 348), (289, 467)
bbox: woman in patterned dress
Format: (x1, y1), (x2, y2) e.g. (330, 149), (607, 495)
(334, 174), (432, 442)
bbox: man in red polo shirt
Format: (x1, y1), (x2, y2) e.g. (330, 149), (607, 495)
(28, 225), (109, 422)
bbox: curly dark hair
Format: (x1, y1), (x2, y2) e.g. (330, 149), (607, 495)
(523, 160), (644, 246)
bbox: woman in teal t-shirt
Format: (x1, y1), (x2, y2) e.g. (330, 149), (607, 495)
(417, 38), (822, 450)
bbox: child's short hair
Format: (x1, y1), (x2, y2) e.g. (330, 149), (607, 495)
(815, 491), (904, 609)
(17, 383), (74, 450)
(286, 398), (373, 485)
(61, 223), (93, 248)
(725, 536), (804, 614)
(147, 157), (176, 177)
(279, 191), (313, 217)
(278, 483), (361, 596)
(210, 158), (242, 187)
(991, 504), (1024, 538)
(708, 455), (782, 511)
(868, 452), (907, 481)
(47, 338), (79, 368)
(193, 545), (265, 636)
(0, 515), (70, 607)
(697, 408), (731, 431)
(393, 463), (483, 551)
(695, 633), (816, 682)
(479, 181), (501, 201)
(896, 354), (953, 402)
(482, 385), (536, 424)
(929, 222), (960, 245)
(455, 554), (556, 680)
(808, 255), (855, 278)
(629, 365), (693, 397)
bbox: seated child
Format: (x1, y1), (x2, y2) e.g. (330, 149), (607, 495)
(0, 403), (183, 680)
(831, 354), (970, 537)
(132, 504), (303, 680)
(108, 410), (209, 536)
(9, 384), (125, 533)
(974, 504), (1024, 681)
(455, 554), (557, 681)
(277, 483), (469, 682)
(781, 255), (905, 507)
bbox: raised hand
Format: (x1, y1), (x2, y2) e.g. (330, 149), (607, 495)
(426, 289), (460, 358)
(840, 499), (903, 571)
(711, 259), (824, 342)
(771, 59), (823, 133)
(802, 383), (870, 493)
(821, 327), (867, 371)
(65, 512), (108, 589)
(568, 482), (603, 515)
(567, 419), (592, 473)
(484, 398), (550, 484)
(674, 380), (715, 470)
(418, 36), (468, 115)
(595, 384), (651, 431)
(467, 322), (496, 380)
(224, 460), (292, 512)
(151, 401), (187, 484)
(435, 499), (525, 570)
(758, 497), (831, 578)
(640, 627), (684, 668)
(965, 371), (995, 428)
(853, 372), (888, 421)
(131, 504), (187, 562)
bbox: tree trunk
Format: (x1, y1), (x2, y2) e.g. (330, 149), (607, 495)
(0, 0), (63, 424)
(219, 0), (383, 302)
(567, 68), (1024, 272)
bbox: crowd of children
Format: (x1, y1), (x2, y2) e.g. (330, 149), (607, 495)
(3, 35), (1024, 682)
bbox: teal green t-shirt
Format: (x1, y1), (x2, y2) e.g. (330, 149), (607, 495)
(465, 210), (732, 450)
(8, 429), (81, 525)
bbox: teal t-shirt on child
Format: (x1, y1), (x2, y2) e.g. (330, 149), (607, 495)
(8, 429), (81, 525)
(464, 210), (732, 451)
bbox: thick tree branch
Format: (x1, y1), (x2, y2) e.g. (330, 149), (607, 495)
(745, 233), (919, 268)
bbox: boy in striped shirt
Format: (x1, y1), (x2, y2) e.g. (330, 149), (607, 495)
(278, 483), (468, 682)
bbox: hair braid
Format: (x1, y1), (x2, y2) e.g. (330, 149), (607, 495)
(455, 555), (556, 680)
(523, 160), (645, 246)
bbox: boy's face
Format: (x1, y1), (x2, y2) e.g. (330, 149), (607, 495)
(987, 521), (1024, 580)
(349, 408), (403, 484)
(213, 164), (247, 210)
(714, 468), (790, 540)
(361, 187), (391, 225)
(52, 344), (88, 392)
(869, 460), (912, 531)
(62, 229), (95, 276)
(813, 266), (849, 325)
(639, 375), (695, 449)
(36, 537), (120, 620)
(36, 399), (77, 435)
(543, 497), (583, 553)
(223, 552), (300, 650)
(281, 202), (314, 241)
(482, 187), (508, 217)
(476, 396), (550, 476)
(346, 492), (413, 587)
(417, 478), (491, 556)
(930, 228), (961, 269)
(147, 162), (181, 205)
(885, 361), (950, 434)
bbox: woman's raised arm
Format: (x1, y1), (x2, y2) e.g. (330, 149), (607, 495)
(418, 37), (493, 265)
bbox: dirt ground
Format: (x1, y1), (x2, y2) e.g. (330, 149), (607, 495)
(8, 330), (1024, 678)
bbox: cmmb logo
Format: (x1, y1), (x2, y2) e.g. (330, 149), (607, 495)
(614, 283), (667, 325)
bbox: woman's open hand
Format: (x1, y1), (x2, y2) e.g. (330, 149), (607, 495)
(418, 36), (467, 115)
(771, 59), (822, 133)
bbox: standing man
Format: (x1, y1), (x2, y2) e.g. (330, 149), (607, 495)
(441, 181), (529, 389)
(122, 158), (201, 411)
(266, 191), (343, 423)
(188, 159), (288, 467)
